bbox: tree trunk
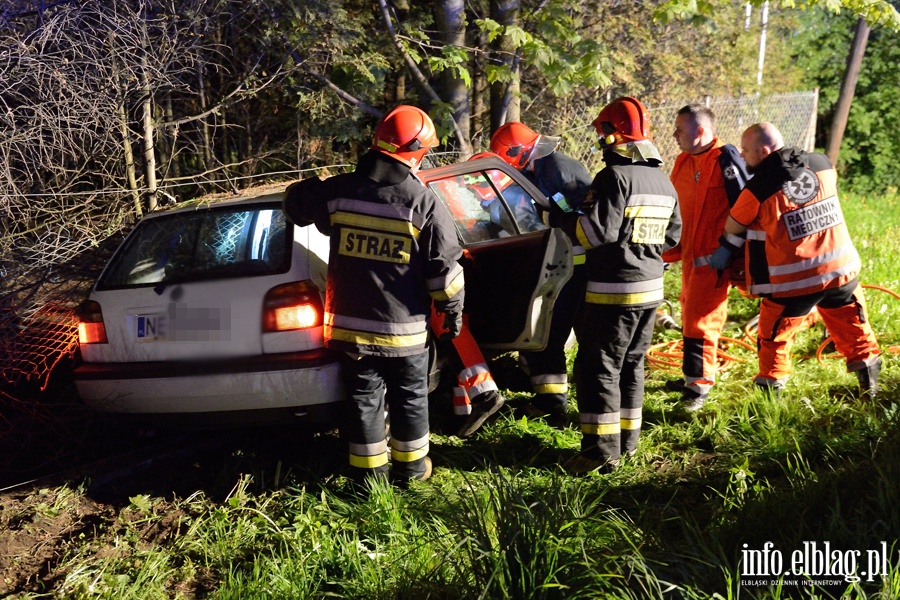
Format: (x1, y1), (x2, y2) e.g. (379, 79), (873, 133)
(471, 29), (488, 145)
(140, 55), (158, 212)
(826, 17), (869, 166)
(376, 0), (472, 155)
(198, 62), (213, 173)
(435, 0), (471, 158)
(489, 0), (521, 132)
(118, 99), (142, 217)
(110, 38), (142, 217)
(164, 96), (181, 180)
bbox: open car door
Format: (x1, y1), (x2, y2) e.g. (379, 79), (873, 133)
(420, 156), (573, 351)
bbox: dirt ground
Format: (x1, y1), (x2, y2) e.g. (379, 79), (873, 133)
(0, 374), (344, 597)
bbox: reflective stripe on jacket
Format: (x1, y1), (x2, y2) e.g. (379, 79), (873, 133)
(575, 155), (681, 307)
(730, 148), (859, 298)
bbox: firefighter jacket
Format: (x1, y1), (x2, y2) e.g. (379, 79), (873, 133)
(729, 147), (860, 299)
(526, 151), (593, 264)
(664, 139), (750, 267)
(575, 153), (681, 308)
(283, 150), (465, 357)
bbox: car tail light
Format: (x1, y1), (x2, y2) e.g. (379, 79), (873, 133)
(76, 300), (108, 344)
(263, 281), (324, 332)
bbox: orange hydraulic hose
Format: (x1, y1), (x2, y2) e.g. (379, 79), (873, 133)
(647, 336), (753, 374)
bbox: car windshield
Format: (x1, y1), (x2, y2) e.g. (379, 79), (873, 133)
(428, 169), (546, 244)
(97, 203), (291, 290)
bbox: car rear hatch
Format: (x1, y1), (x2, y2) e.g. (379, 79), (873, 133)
(81, 196), (327, 364)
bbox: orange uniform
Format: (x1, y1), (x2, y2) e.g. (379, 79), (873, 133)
(429, 309), (500, 417)
(728, 147), (880, 388)
(665, 140), (750, 400)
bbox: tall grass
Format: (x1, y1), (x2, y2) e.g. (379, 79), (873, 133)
(24, 191), (900, 599)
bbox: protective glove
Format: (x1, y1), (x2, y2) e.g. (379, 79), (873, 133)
(439, 311), (463, 341)
(708, 245), (733, 271)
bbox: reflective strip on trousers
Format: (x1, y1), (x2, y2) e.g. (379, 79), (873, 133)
(620, 407), (642, 431)
(580, 411), (620, 436)
(685, 377), (715, 395)
(460, 363), (499, 396)
(349, 439), (390, 469)
(390, 435), (430, 463)
(531, 373), (568, 395)
(453, 386), (472, 415)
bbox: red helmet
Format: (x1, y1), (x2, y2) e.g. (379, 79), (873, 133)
(592, 96), (651, 147)
(490, 122), (541, 169)
(372, 105), (439, 168)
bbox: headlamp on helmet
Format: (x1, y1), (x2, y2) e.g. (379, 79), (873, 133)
(592, 96), (651, 149)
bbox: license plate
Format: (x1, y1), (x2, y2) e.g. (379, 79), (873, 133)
(136, 314), (167, 341)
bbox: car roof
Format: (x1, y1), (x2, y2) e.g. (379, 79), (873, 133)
(139, 189), (285, 221)
(140, 156), (514, 221)
(419, 156), (511, 183)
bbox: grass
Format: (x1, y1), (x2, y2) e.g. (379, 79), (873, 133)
(7, 190), (900, 599)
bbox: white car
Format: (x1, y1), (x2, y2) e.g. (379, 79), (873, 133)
(74, 157), (574, 425)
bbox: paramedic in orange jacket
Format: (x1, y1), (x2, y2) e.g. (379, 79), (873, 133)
(664, 105), (751, 411)
(708, 122), (881, 397)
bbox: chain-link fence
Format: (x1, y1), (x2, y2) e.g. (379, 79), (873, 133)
(540, 90), (819, 175)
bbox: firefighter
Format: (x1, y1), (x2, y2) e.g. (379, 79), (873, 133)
(565, 97), (681, 474)
(282, 105), (465, 485)
(708, 122), (881, 397)
(664, 104), (751, 411)
(490, 123), (593, 421)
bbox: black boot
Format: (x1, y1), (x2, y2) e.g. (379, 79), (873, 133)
(856, 358), (882, 399)
(755, 382), (783, 400)
(456, 390), (505, 438)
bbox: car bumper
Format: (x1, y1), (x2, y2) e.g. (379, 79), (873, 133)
(74, 349), (343, 416)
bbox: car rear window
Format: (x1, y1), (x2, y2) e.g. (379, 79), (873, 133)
(97, 203), (291, 290)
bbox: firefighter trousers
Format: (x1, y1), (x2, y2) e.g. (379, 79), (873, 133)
(574, 303), (657, 462)
(339, 352), (430, 483)
(521, 264), (587, 412)
(680, 261), (730, 397)
(755, 279), (880, 387)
